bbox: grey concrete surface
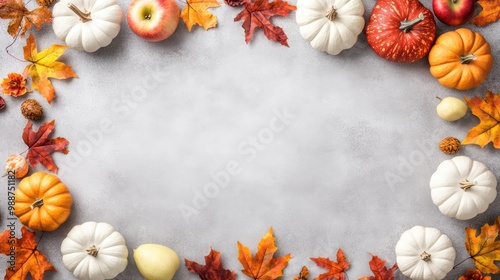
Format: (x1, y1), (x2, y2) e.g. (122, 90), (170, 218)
(0, 0), (499, 279)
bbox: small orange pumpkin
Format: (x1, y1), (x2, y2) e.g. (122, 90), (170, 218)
(429, 28), (493, 90)
(14, 171), (73, 231)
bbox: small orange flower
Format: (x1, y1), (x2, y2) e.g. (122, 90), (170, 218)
(1, 72), (29, 97)
(458, 269), (491, 280)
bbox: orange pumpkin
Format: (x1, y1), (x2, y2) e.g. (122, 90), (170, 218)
(14, 171), (73, 231)
(428, 28), (493, 90)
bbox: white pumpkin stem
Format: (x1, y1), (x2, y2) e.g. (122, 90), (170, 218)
(68, 3), (92, 23)
(460, 54), (476, 64)
(86, 245), (99, 257)
(325, 7), (337, 21)
(399, 12), (424, 33)
(460, 179), (476, 191)
(30, 198), (44, 209)
(420, 251), (431, 261)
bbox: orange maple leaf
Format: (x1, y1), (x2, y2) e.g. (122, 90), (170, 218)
(359, 255), (398, 280)
(311, 249), (350, 280)
(465, 216), (500, 274)
(181, 0), (220, 31)
(462, 91), (500, 148)
(470, 0), (500, 26)
(0, 226), (57, 280)
(233, 0), (296, 47)
(294, 266), (309, 280)
(237, 227), (292, 279)
(22, 33), (77, 104)
(23, 120), (69, 173)
(185, 247), (237, 280)
(0, 0), (52, 37)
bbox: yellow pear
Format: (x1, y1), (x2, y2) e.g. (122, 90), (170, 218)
(134, 244), (180, 280)
(436, 97), (467, 121)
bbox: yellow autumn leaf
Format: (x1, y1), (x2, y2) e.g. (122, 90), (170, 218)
(463, 91), (500, 148)
(465, 216), (500, 274)
(470, 0), (500, 26)
(181, 0), (220, 31)
(22, 34), (77, 104)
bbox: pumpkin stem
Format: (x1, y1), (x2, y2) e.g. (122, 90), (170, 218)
(68, 3), (92, 23)
(30, 198), (44, 209)
(460, 54), (476, 64)
(325, 7), (337, 21)
(399, 12), (425, 33)
(460, 179), (476, 191)
(86, 245), (99, 257)
(420, 251), (431, 261)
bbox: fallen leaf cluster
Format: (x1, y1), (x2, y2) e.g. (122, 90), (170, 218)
(180, 0), (296, 46)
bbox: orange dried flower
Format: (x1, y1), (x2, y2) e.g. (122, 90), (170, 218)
(1, 72), (29, 97)
(458, 269), (491, 280)
(5, 154), (29, 178)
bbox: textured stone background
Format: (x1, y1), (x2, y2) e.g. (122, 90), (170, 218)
(0, 0), (499, 279)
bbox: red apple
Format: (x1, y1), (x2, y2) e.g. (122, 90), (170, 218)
(127, 0), (180, 42)
(432, 0), (474, 26)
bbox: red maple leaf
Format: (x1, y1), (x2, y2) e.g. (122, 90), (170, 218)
(185, 248), (237, 280)
(0, 226), (57, 280)
(359, 255), (398, 280)
(311, 249), (350, 280)
(234, 0), (296, 46)
(22, 120), (69, 173)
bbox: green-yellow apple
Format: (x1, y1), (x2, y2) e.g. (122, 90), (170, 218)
(432, 0), (474, 26)
(127, 0), (179, 42)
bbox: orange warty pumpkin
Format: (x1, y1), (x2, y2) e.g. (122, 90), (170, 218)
(14, 171), (73, 231)
(429, 28), (493, 90)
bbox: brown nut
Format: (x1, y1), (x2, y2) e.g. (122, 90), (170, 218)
(21, 99), (43, 120)
(439, 137), (461, 155)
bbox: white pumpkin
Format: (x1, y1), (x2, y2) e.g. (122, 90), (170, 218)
(52, 0), (123, 52)
(296, 0), (365, 55)
(430, 156), (497, 220)
(61, 222), (129, 280)
(396, 226), (456, 280)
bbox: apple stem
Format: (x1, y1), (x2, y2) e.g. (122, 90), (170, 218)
(436, 96), (442, 101)
(399, 12), (424, 33)
(461, 54), (476, 64)
(68, 3), (92, 23)
(325, 7), (337, 21)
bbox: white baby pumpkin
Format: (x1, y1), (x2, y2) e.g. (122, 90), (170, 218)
(61, 222), (129, 280)
(296, 0), (365, 55)
(396, 226), (456, 280)
(430, 156), (497, 220)
(52, 0), (123, 52)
